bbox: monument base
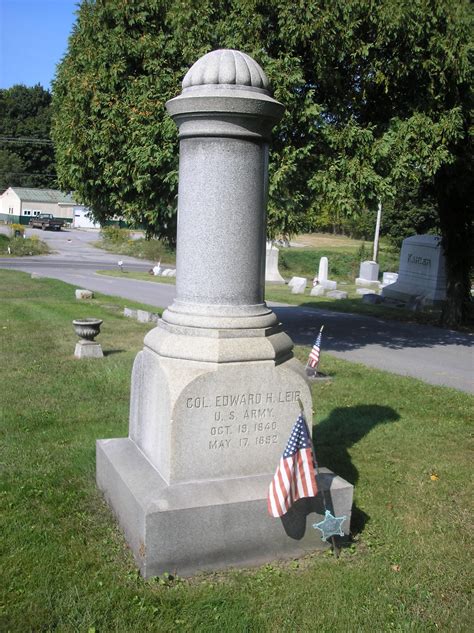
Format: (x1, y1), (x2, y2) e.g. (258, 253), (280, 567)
(355, 278), (380, 288)
(97, 437), (353, 578)
(381, 282), (445, 306)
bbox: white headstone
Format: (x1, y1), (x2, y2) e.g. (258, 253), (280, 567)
(356, 260), (380, 286)
(265, 242), (285, 284)
(318, 257), (328, 282)
(382, 235), (446, 305)
(290, 277), (307, 294)
(359, 261), (379, 281)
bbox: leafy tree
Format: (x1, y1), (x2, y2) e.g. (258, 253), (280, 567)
(0, 85), (57, 190)
(52, 0), (472, 325)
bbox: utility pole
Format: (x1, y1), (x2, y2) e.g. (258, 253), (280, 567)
(373, 201), (382, 262)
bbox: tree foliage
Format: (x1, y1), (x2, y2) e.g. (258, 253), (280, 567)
(0, 85), (57, 190)
(53, 0), (473, 324)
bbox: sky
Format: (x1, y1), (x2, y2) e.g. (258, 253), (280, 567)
(0, 0), (79, 90)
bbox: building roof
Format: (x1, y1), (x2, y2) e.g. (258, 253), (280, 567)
(8, 187), (76, 204)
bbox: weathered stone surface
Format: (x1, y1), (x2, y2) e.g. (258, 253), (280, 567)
(356, 287), (376, 296)
(30, 272), (43, 279)
(137, 310), (153, 323)
(265, 242), (285, 284)
(74, 341), (103, 358)
(124, 308), (137, 318)
(326, 290), (348, 300)
(382, 235), (446, 305)
(75, 288), (93, 300)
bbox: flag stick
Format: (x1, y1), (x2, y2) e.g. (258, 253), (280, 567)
(298, 397), (340, 557)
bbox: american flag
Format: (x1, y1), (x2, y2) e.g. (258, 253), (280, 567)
(308, 329), (323, 368)
(267, 413), (318, 517)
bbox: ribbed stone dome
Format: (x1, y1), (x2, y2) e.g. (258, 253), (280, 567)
(182, 49), (271, 91)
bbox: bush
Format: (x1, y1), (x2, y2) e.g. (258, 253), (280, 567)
(99, 226), (131, 245)
(3, 235), (50, 256)
(9, 223), (25, 237)
(96, 235), (176, 264)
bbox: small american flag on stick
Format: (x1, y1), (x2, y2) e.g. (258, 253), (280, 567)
(307, 325), (323, 369)
(267, 412), (318, 517)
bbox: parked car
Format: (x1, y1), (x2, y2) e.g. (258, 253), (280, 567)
(28, 213), (64, 231)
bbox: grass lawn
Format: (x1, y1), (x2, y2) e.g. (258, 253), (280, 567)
(1, 270), (472, 631)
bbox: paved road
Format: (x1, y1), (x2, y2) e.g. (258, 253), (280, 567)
(1, 227), (472, 393)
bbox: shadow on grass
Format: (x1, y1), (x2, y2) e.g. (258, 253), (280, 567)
(103, 349), (125, 356)
(313, 404), (400, 535)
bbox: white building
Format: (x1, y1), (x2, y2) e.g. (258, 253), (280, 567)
(0, 187), (78, 225)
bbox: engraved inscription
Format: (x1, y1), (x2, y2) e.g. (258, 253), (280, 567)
(185, 390), (301, 451)
(407, 253), (431, 267)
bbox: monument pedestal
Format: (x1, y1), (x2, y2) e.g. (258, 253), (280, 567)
(74, 341), (103, 358)
(97, 437), (352, 577)
(97, 323), (353, 576)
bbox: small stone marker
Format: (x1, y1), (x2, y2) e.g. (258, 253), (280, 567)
(310, 285), (325, 297)
(326, 290), (348, 300)
(152, 264), (161, 276)
(382, 235), (446, 305)
(290, 277), (307, 294)
(75, 289), (94, 300)
(123, 307), (137, 318)
(265, 242), (285, 284)
(356, 260), (380, 287)
(96, 49), (353, 578)
(381, 271), (398, 287)
(31, 273), (43, 279)
(136, 310), (153, 323)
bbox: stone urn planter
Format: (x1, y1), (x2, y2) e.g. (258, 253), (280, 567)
(73, 318), (103, 358)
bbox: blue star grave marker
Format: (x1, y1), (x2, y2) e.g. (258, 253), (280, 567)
(313, 510), (346, 541)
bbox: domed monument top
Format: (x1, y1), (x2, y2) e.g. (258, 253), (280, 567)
(182, 49), (271, 92)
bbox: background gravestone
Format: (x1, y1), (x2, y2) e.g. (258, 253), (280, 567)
(382, 235), (446, 305)
(96, 49), (353, 577)
(265, 241), (286, 284)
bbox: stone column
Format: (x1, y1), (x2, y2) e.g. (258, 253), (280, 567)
(163, 49), (283, 330)
(96, 50), (353, 578)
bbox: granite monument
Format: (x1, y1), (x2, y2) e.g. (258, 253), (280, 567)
(97, 49), (353, 577)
